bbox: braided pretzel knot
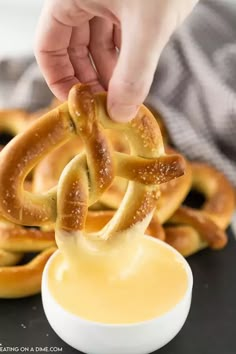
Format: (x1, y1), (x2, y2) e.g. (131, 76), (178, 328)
(0, 84), (185, 243)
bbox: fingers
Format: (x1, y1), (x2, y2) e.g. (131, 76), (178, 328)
(68, 25), (103, 93)
(113, 25), (121, 49)
(35, 0), (196, 111)
(35, 5), (77, 100)
(107, 6), (179, 122)
(35, 1), (100, 100)
(89, 17), (118, 89)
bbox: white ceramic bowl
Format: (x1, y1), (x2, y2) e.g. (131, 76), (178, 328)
(42, 237), (193, 354)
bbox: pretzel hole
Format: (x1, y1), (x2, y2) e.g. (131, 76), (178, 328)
(0, 132), (14, 145)
(18, 252), (38, 265)
(183, 190), (205, 209)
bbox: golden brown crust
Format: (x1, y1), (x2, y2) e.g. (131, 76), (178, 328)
(169, 206), (227, 250)
(0, 249), (23, 267)
(164, 226), (206, 257)
(0, 247), (56, 298)
(191, 162), (235, 229)
(145, 105), (170, 146)
(93, 148), (188, 214)
(0, 109), (30, 136)
(0, 218), (55, 298)
(1, 86), (233, 261)
(0, 223), (55, 252)
(155, 153), (192, 223)
(162, 162), (234, 256)
(0, 104), (73, 225)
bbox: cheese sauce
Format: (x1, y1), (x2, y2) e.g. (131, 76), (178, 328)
(48, 230), (188, 324)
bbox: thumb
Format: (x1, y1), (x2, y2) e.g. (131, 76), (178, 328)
(107, 10), (175, 122)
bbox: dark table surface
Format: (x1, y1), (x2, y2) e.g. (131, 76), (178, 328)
(0, 228), (236, 354)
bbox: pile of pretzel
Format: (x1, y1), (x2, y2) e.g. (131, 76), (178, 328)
(0, 84), (234, 299)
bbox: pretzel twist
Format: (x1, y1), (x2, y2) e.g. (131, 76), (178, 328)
(0, 84), (185, 242)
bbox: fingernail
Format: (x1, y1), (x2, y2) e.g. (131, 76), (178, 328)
(109, 104), (139, 123)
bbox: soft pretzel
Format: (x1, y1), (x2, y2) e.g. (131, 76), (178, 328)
(0, 222), (55, 252)
(0, 217), (57, 297)
(157, 162), (234, 256)
(32, 129), (129, 210)
(155, 150), (192, 223)
(164, 225), (206, 257)
(0, 109), (30, 136)
(145, 104), (170, 146)
(165, 206), (228, 256)
(190, 162), (235, 229)
(0, 100), (59, 298)
(0, 84), (185, 246)
(0, 97), (61, 139)
(0, 249), (23, 267)
(0, 247), (56, 298)
(163, 162), (235, 256)
(85, 160), (234, 256)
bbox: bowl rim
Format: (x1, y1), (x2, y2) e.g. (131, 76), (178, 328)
(42, 235), (193, 328)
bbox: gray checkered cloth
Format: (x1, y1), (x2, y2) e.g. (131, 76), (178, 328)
(0, 1), (235, 229)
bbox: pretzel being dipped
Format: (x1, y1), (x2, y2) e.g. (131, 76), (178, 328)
(0, 84), (185, 247)
(85, 210), (166, 241)
(85, 159), (234, 257)
(32, 128), (129, 211)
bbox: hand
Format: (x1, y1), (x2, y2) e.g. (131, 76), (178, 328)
(35, 0), (198, 122)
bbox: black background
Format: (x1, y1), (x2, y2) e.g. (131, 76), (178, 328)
(0, 228), (235, 354)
